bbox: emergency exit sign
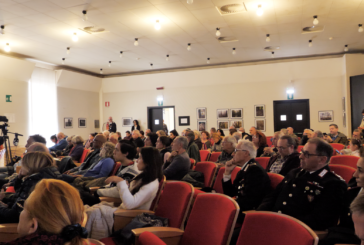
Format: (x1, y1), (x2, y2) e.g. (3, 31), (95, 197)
(6, 95), (12, 102)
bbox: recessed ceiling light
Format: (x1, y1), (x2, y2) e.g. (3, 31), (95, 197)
(266, 34), (270, 42)
(216, 28), (221, 37)
(66, 47), (70, 55)
(72, 33), (78, 42)
(119, 51), (123, 58)
(134, 38), (139, 46)
(359, 24), (363, 33)
(344, 45), (349, 52)
(82, 10), (87, 21)
(187, 43), (191, 51)
(232, 48), (236, 55)
(256, 5), (263, 16)
(313, 15), (318, 25)
(308, 40), (313, 47)
(155, 20), (161, 30)
(166, 55), (169, 61)
(207, 58), (210, 64)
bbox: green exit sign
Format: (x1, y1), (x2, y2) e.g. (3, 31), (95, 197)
(6, 95), (12, 102)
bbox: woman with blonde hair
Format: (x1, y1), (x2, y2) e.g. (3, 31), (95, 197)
(82, 142), (115, 178)
(210, 133), (223, 152)
(3, 179), (88, 245)
(0, 152), (62, 224)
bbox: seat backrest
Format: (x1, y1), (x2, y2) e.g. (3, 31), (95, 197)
(150, 176), (166, 212)
(199, 150), (210, 162)
(111, 162), (121, 176)
(155, 181), (194, 229)
(330, 155), (359, 169)
(266, 136), (273, 147)
(213, 167), (241, 194)
(139, 231), (166, 245)
(329, 164), (356, 184)
(297, 145), (304, 153)
(194, 162), (217, 188)
(79, 149), (90, 163)
(255, 157), (270, 169)
(267, 173), (284, 189)
(209, 152), (222, 162)
(237, 211), (318, 245)
(330, 143), (345, 151)
(190, 158), (196, 169)
(181, 193), (239, 245)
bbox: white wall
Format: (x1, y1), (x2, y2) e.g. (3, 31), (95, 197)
(102, 57), (347, 136)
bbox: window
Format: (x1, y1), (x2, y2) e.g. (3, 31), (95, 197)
(297, 114), (303, 120)
(280, 115), (287, 121)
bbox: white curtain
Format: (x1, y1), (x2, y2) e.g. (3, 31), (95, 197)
(29, 67), (58, 147)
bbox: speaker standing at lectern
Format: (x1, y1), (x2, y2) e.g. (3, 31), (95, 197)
(107, 116), (117, 133)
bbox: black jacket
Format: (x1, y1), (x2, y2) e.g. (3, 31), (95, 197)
(266, 152), (301, 176)
(258, 165), (347, 230)
(159, 148), (171, 163)
(222, 158), (271, 223)
(131, 125), (140, 131)
(108, 122), (117, 133)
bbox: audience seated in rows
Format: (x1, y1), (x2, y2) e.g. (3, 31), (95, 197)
(352, 129), (364, 144)
(48, 132), (67, 152)
(341, 138), (362, 157)
(50, 134), (57, 145)
(186, 131), (200, 162)
(163, 136), (190, 180)
(287, 127), (298, 139)
(216, 136), (236, 165)
(169, 129), (179, 142)
(324, 124), (348, 145)
(210, 133), (222, 152)
(261, 131), (280, 157)
(156, 136), (171, 164)
(68, 135), (85, 162)
(239, 127), (250, 140)
(140, 130), (145, 141)
(300, 129), (314, 145)
(313, 130), (324, 139)
(116, 132), (122, 141)
(103, 130), (110, 141)
(217, 129), (225, 137)
(156, 130), (166, 137)
(82, 142), (115, 178)
(123, 131), (131, 140)
(200, 131), (211, 150)
(84, 132), (97, 149)
(144, 133), (158, 147)
(131, 130), (144, 148)
(252, 130), (267, 157)
(109, 133), (118, 145)
(232, 132), (242, 145)
(193, 130), (202, 150)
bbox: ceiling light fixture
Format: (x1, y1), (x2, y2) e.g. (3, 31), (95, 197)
(150, 63), (153, 69)
(308, 40), (312, 47)
(187, 0), (193, 4)
(207, 58), (210, 64)
(271, 51), (274, 58)
(0, 25), (4, 35)
(72, 33), (78, 42)
(232, 48), (236, 55)
(62, 58), (65, 64)
(100, 69), (103, 74)
(4, 43), (10, 52)
(256, 5), (263, 16)
(216, 28), (221, 37)
(166, 54), (169, 61)
(344, 45), (349, 52)
(82, 10), (88, 21)
(119, 51), (123, 58)
(66, 47), (70, 55)
(313, 15), (319, 25)
(155, 20), (161, 30)
(187, 43), (191, 51)
(359, 24), (363, 33)
(134, 38), (139, 46)
(266, 34), (270, 42)
(108, 61), (111, 67)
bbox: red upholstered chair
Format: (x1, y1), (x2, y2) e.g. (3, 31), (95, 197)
(79, 149), (90, 163)
(330, 143), (345, 152)
(329, 164), (356, 184)
(190, 158), (196, 169)
(237, 211), (319, 245)
(267, 173), (284, 189)
(297, 145), (304, 153)
(194, 162), (217, 188)
(266, 136), (273, 147)
(330, 155), (359, 169)
(199, 150), (210, 162)
(5, 186), (15, 193)
(209, 152), (222, 162)
(139, 231), (166, 245)
(110, 162), (121, 176)
(255, 157), (270, 169)
(150, 176), (166, 212)
(213, 166), (241, 194)
(132, 193), (239, 245)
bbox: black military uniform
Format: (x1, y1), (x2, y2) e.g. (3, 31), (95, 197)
(258, 165), (347, 231)
(222, 158), (272, 223)
(108, 122), (117, 133)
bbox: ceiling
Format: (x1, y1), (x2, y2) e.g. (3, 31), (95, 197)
(1, 0), (364, 76)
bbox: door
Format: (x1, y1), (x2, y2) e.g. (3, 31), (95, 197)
(148, 107), (163, 133)
(273, 99), (310, 136)
(350, 75), (364, 131)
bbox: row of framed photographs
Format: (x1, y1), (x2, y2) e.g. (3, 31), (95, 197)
(64, 117), (90, 128)
(197, 119), (266, 132)
(196, 105), (266, 120)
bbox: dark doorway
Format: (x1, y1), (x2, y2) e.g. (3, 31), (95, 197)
(147, 106), (175, 133)
(273, 99), (310, 137)
(350, 75), (364, 131)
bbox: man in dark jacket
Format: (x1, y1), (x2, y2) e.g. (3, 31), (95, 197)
(108, 116), (117, 133)
(324, 124), (348, 145)
(266, 135), (300, 176)
(163, 136), (190, 180)
(258, 138), (347, 231)
(216, 136), (236, 165)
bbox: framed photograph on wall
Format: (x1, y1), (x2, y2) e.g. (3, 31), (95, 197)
(198, 120), (206, 131)
(122, 117), (133, 127)
(230, 108), (243, 119)
(64, 117), (73, 129)
(255, 119), (266, 131)
(230, 120), (243, 129)
(217, 109), (229, 119)
(179, 116), (190, 126)
(217, 120), (229, 130)
(94, 120), (100, 129)
(318, 110), (334, 122)
(78, 118), (86, 128)
(254, 105), (265, 117)
(196, 107), (207, 120)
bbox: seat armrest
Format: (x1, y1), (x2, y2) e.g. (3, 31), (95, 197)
(133, 227), (184, 245)
(0, 224), (20, 242)
(90, 186), (100, 194)
(242, 210), (256, 214)
(314, 230), (328, 240)
(113, 209), (155, 231)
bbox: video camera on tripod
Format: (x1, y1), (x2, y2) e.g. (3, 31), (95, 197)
(0, 116), (23, 166)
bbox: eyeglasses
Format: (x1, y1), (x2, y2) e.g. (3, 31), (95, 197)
(235, 149), (248, 153)
(277, 146), (290, 150)
(300, 150), (324, 158)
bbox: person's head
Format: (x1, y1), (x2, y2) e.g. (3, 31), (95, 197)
(233, 140), (256, 165)
(25, 134), (47, 149)
(299, 138), (332, 172)
(100, 142), (115, 159)
(140, 131), (145, 138)
(132, 147), (163, 195)
(222, 136), (237, 153)
(156, 136), (170, 150)
(351, 139), (363, 152)
(186, 131), (195, 143)
(89, 133), (96, 141)
(287, 127), (294, 135)
(212, 133), (221, 143)
(21, 152), (54, 176)
(114, 142), (136, 163)
(109, 133), (118, 144)
(239, 127), (245, 133)
(57, 132), (65, 141)
(27, 142), (49, 153)
(145, 133), (158, 147)
(229, 126), (235, 130)
(92, 134), (107, 149)
(329, 124), (339, 135)
(156, 130), (166, 137)
(350, 191), (364, 244)
(124, 131), (131, 138)
(253, 131), (266, 147)
(50, 135), (57, 144)
(116, 132), (122, 139)
(201, 131), (209, 140)
(17, 179), (86, 244)
(66, 135), (74, 146)
(170, 129), (179, 139)
(229, 128), (237, 136)
(233, 132), (242, 143)
(313, 130), (324, 138)
(280, 128), (288, 136)
(193, 130), (201, 140)
(249, 127), (257, 136)
(353, 150), (364, 187)
(132, 130), (140, 139)
(303, 129), (314, 138)
(278, 135), (296, 157)
(210, 127), (217, 135)
(272, 132), (281, 146)
(145, 129), (151, 135)
(133, 120), (139, 126)
(353, 129), (362, 140)
(71, 135), (84, 145)
(217, 129), (225, 137)
(108, 116), (113, 123)
(172, 136), (188, 152)
(103, 130), (111, 139)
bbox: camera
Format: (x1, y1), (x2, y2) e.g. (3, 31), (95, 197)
(0, 115), (23, 166)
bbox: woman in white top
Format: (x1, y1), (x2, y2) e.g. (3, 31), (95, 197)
(341, 139), (362, 157)
(97, 147), (163, 210)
